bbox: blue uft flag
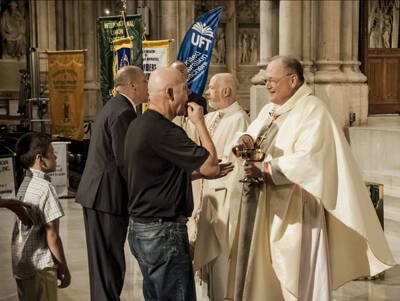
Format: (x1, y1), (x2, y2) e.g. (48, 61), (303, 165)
(177, 7), (222, 95)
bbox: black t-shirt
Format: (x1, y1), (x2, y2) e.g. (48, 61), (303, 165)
(124, 109), (209, 219)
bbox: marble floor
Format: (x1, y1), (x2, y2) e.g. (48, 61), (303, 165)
(1, 196), (399, 301)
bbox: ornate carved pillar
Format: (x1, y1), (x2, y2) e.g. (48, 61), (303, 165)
(279, 0), (302, 58)
(315, 0), (345, 82)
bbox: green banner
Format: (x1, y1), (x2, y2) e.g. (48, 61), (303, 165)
(97, 15), (143, 104)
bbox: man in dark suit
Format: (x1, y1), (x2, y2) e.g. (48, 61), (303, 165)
(76, 66), (148, 301)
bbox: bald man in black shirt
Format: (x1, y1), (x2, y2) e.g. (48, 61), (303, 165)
(124, 66), (232, 301)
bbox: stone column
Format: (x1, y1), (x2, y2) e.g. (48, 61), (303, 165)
(341, 0), (366, 82)
(36, 0), (57, 51)
(341, 0), (353, 79)
(36, 0), (56, 75)
(250, 0), (278, 120)
(302, 0), (314, 83)
(260, 0), (278, 66)
(178, 1), (195, 47)
(64, 0), (77, 50)
(352, 0), (367, 81)
(79, 1), (95, 82)
(80, 1), (100, 120)
(251, 1), (278, 85)
(315, 1), (345, 82)
(126, 0), (137, 15)
(148, 0), (160, 40)
(160, 1), (178, 62)
(55, 1), (64, 50)
(352, 0), (368, 125)
(279, 0), (302, 58)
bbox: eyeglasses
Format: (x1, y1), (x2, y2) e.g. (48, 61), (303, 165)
(265, 74), (293, 86)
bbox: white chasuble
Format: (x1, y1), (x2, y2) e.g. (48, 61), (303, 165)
(227, 84), (396, 301)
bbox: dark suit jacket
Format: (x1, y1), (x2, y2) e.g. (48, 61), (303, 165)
(76, 93), (136, 215)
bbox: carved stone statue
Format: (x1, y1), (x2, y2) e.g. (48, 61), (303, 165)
(1, 0), (26, 59)
(240, 32), (250, 64)
(393, 0), (399, 47)
(216, 32), (226, 64)
(238, 33), (243, 64)
(382, 9), (393, 48)
(250, 33), (257, 64)
(369, 6), (383, 48)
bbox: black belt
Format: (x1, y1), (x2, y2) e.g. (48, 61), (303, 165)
(131, 215), (188, 224)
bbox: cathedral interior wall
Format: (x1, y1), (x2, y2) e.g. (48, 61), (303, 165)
(0, 0), (385, 130)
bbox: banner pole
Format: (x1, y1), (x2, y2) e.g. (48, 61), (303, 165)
(121, 0), (129, 38)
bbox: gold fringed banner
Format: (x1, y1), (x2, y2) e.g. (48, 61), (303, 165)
(48, 50), (85, 140)
(142, 40), (170, 112)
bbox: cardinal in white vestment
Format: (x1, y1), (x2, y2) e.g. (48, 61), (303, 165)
(188, 73), (250, 301)
(227, 56), (396, 301)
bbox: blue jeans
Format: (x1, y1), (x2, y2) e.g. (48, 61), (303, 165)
(128, 218), (196, 301)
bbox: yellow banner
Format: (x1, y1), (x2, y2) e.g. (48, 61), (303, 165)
(142, 40), (170, 112)
(48, 50), (85, 140)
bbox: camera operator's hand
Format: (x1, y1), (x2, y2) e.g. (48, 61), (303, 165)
(187, 102), (204, 126)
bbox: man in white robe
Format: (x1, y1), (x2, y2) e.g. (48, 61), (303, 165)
(227, 56), (396, 301)
(189, 73), (250, 300)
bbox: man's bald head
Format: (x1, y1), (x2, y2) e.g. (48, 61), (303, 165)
(115, 66), (148, 104)
(115, 66), (145, 88)
(205, 73), (237, 110)
(148, 67), (183, 97)
(148, 67), (189, 118)
(170, 60), (189, 81)
(214, 73), (238, 97)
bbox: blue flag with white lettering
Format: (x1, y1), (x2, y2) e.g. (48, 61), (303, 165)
(177, 7), (222, 95)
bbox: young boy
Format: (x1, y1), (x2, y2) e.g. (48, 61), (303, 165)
(12, 132), (71, 301)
